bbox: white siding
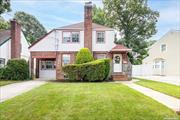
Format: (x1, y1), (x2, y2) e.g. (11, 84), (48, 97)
(30, 30), (85, 52)
(92, 31), (116, 51)
(20, 32), (30, 61)
(0, 40), (11, 64)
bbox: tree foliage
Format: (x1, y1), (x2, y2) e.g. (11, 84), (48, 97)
(0, 0), (11, 15)
(14, 11), (47, 44)
(92, 5), (106, 26)
(93, 0), (159, 64)
(0, 16), (10, 30)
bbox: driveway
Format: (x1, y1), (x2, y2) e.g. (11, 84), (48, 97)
(134, 75), (180, 85)
(0, 80), (46, 103)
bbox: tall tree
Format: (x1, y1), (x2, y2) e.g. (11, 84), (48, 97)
(0, 16), (9, 30)
(94, 0), (159, 64)
(92, 5), (106, 26)
(14, 11), (47, 44)
(0, 0), (11, 15)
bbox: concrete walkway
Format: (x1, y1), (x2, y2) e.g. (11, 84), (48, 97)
(0, 81), (46, 103)
(134, 75), (180, 86)
(120, 81), (180, 113)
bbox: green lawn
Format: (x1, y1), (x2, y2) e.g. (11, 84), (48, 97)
(0, 83), (179, 120)
(135, 78), (180, 98)
(0, 80), (19, 86)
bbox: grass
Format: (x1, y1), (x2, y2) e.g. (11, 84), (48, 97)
(134, 78), (180, 98)
(0, 83), (179, 120)
(0, 80), (19, 86)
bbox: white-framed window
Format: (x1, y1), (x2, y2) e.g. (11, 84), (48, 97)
(62, 54), (71, 66)
(161, 44), (166, 52)
(0, 58), (5, 68)
(72, 32), (79, 42)
(96, 54), (106, 59)
(40, 60), (56, 70)
(63, 32), (79, 43)
(154, 60), (160, 69)
(63, 32), (71, 43)
(96, 31), (105, 43)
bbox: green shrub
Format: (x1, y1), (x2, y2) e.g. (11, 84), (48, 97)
(62, 59), (110, 82)
(100, 59), (111, 80)
(3, 59), (29, 80)
(0, 68), (5, 79)
(75, 48), (94, 64)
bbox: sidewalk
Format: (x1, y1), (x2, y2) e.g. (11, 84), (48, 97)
(0, 81), (46, 103)
(121, 81), (180, 113)
(134, 76), (180, 86)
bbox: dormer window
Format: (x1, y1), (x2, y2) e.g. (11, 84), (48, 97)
(96, 31), (105, 43)
(161, 44), (166, 52)
(63, 32), (79, 43)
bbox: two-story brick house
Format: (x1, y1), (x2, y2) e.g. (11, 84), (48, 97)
(29, 2), (132, 80)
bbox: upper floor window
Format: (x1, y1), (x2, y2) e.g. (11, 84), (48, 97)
(63, 32), (79, 43)
(161, 44), (166, 52)
(62, 54), (70, 66)
(96, 31), (105, 43)
(0, 58), (5, 68)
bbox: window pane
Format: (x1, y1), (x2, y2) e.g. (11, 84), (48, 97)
(97, 32), (105, 43)
(41, 60), (55, 70)
(161, 44), (166, 52)
(62, 54), (70, 66)
(0, 58), (5, 68)
(72, 32), (79, 42)
(97, 54), (106, 59)
(63, 32), (71, 43)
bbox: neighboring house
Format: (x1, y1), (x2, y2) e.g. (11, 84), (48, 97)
(29, 2), (132, 80)
(0, 20), (30, 67)
(142, 30), (180, 76)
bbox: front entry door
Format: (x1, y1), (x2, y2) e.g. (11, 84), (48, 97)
(113, 54), (122, 72)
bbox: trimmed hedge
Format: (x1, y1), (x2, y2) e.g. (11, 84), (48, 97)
(0, 68), (5, 79)
(62, 59), (110, 82)
(75, 48), (94, 64)
(2, 59), (29, 80)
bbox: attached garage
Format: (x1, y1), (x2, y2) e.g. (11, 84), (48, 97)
(39, 59), (56, 80)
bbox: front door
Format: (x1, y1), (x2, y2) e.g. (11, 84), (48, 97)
(113, 54), (122, 72)
(161, 60), (165, 75)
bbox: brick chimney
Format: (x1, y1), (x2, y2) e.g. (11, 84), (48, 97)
(84, 1), (92, 51)
(10, 19), (21, 59)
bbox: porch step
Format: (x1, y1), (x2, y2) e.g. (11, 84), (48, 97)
(112, 74), (128, 81)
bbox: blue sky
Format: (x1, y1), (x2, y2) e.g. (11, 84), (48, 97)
(2, 0), (180, 40)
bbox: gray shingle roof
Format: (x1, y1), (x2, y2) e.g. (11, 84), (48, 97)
(0, 30), (11, 46)
(57, 22), (114, 30)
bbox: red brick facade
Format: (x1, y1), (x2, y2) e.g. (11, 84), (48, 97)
(11, 20), (21, 59)
(84, 2), (92, 51)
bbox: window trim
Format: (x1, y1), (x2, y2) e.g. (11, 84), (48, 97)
(160, 44), (167, 52)
(96, 31), (105, 44)
(0, 58), (6, 68)
(62, 31), (80, 44)
(62, 54), (71, 66)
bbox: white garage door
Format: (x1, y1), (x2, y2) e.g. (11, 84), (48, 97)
(39, 70), (56, 80)
(39, 59), (56, 80)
